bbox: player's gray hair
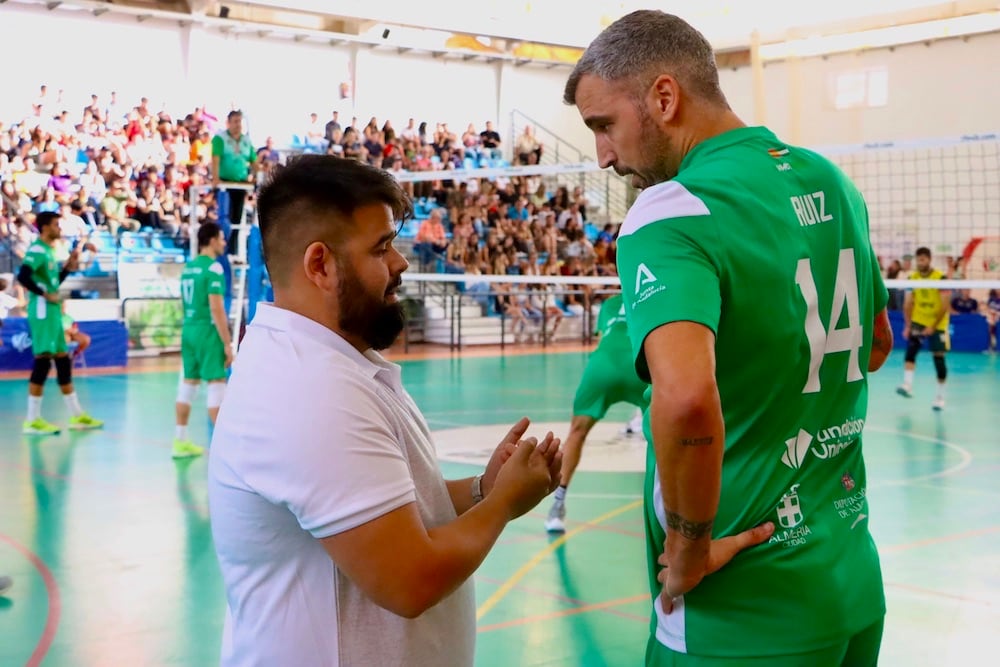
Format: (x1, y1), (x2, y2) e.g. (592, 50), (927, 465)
(564, 10), (727, 107)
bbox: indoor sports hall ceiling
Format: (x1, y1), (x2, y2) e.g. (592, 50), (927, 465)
(7, 0), (1000, 64)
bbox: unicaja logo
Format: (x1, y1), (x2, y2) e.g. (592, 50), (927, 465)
(817, 419), (865, 443)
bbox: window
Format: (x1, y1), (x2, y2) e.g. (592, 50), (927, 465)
(831, 67), (889, 110)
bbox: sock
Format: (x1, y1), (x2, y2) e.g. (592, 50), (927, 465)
(27, 396), (42, 422)
(175, 425), (188, 441)
(554, 485), (567, 503)
(63, 392), (83, 417)
(936, 383), (946, 400)
(903, 369), (914, 387)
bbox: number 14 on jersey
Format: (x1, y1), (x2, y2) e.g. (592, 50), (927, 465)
(795, 248), (864, 394)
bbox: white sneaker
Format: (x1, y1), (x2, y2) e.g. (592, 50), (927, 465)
(623, 409), (644, 436)
(545, 500), (566, 533)
(932, 397), (945, 411)
(896, 384), (913, 398)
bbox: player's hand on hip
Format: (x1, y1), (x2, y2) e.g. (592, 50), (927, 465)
(491, 436), (559, 520)
(657, 522), (774, 613)
(45, 292), (61, 304)
(922, 326), (936, 337)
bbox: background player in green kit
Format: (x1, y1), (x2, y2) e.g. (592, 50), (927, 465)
(545, 293), (648, 533)
(173, 222), (232, 459)
(17, 211), (103, 435)
(567, 11), (895, 666)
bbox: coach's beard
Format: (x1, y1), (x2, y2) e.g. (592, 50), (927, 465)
(338, 269), (406, 351)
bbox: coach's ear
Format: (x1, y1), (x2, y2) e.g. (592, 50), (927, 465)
(302, 241), (338, 293)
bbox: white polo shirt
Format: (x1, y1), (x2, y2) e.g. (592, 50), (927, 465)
(208, 304), (475, 667)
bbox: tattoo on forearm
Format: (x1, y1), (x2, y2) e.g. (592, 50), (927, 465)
(666, 512), (714, 540)
(678, 436), (714, 446)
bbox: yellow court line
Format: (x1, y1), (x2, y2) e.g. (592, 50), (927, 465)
(476, 499), (643, 621)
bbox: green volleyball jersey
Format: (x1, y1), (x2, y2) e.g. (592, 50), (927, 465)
(595, 294), (629, 345)
(22, 240), (61, 320)
(180, 255), (225, 327)
(617, 126), (889, 658)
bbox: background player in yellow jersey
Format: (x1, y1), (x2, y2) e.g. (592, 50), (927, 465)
(897, 246), (950, 410)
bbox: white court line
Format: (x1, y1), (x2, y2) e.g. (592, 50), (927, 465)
(865, 426), (974, 488)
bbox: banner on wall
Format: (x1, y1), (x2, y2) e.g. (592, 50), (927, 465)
(117, 257), (185, 300)
(0, 318), (128, 370)
(122, 298), (183, 355)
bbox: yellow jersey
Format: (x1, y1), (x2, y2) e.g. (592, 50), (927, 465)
(909, 269), (949, 331)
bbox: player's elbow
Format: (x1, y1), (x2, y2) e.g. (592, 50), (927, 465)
(651, 380), (719, 426)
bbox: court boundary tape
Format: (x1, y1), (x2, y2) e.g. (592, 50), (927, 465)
(476, 499), (643, 621)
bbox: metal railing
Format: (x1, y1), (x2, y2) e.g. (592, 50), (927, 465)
(509, 109), (632, 223)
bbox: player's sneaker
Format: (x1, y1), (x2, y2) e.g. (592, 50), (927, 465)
(622, 409), (644, 436)
(22, 418), (61, 436)
(172, 440), (205, 459)
(896, 384), (913, 398)
(545, 499), (566, 533)
(0, 575), (12, 596)
(932, 397), (946, 411)
(69, 414), (104, 430)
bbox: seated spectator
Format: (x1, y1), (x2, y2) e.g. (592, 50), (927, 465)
(951, 289), (979, 314)
(100, 179), (141, 235)
(414, 208), (449, 267)
(480, 121), (502, 160)
(515, 126), (542, 165)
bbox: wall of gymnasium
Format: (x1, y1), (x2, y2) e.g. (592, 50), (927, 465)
(2, 3), (1000, 153)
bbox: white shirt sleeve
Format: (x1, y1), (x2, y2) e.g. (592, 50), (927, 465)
(239, 372), (417, 540)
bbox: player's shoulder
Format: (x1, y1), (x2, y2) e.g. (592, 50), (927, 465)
(619, 179), (711, 239)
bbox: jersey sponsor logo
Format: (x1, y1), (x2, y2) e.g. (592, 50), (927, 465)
(841, 471), (856, 491)
(781, 418), (864, 469)
(790, 191), (833, 227)
(633, 263), (666, 305)
(776, 484), (804, 529)
(776, 163), (792, 172)
(833, 486), (868, 528)
(769, 484), (813, 548)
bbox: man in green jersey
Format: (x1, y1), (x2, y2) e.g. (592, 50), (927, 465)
(545, 293), (648, 533)
(566, 11), (895, 666)
(17, 212), (103, 435)
(174, 222), (232, 459)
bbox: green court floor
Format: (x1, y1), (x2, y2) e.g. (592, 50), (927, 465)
(0, 350), (998, 666)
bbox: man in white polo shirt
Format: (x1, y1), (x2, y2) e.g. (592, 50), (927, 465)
(208, 154), (563, 667)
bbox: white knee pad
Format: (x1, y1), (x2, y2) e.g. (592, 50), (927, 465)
(207, 382), (226, 409)
(177, 379), (199, 405)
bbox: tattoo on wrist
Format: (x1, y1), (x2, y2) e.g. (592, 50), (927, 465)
(678, 436), (714, 446)
(666, 512), (714, 540)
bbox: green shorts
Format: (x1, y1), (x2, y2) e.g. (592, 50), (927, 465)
(181, 325), (227, 382)
(572, 346), (648, 419)
(646, 618), (884, 667)
(28, 303), (68, 357)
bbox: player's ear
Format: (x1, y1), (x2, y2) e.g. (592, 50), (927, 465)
(302, 241), (337, 292)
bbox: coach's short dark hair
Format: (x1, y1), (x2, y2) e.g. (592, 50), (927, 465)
(915, 247), (932, 258)
(256, 155), (412, 286)
(227, 110), (243, 121)
(198, 221), (223, 249)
